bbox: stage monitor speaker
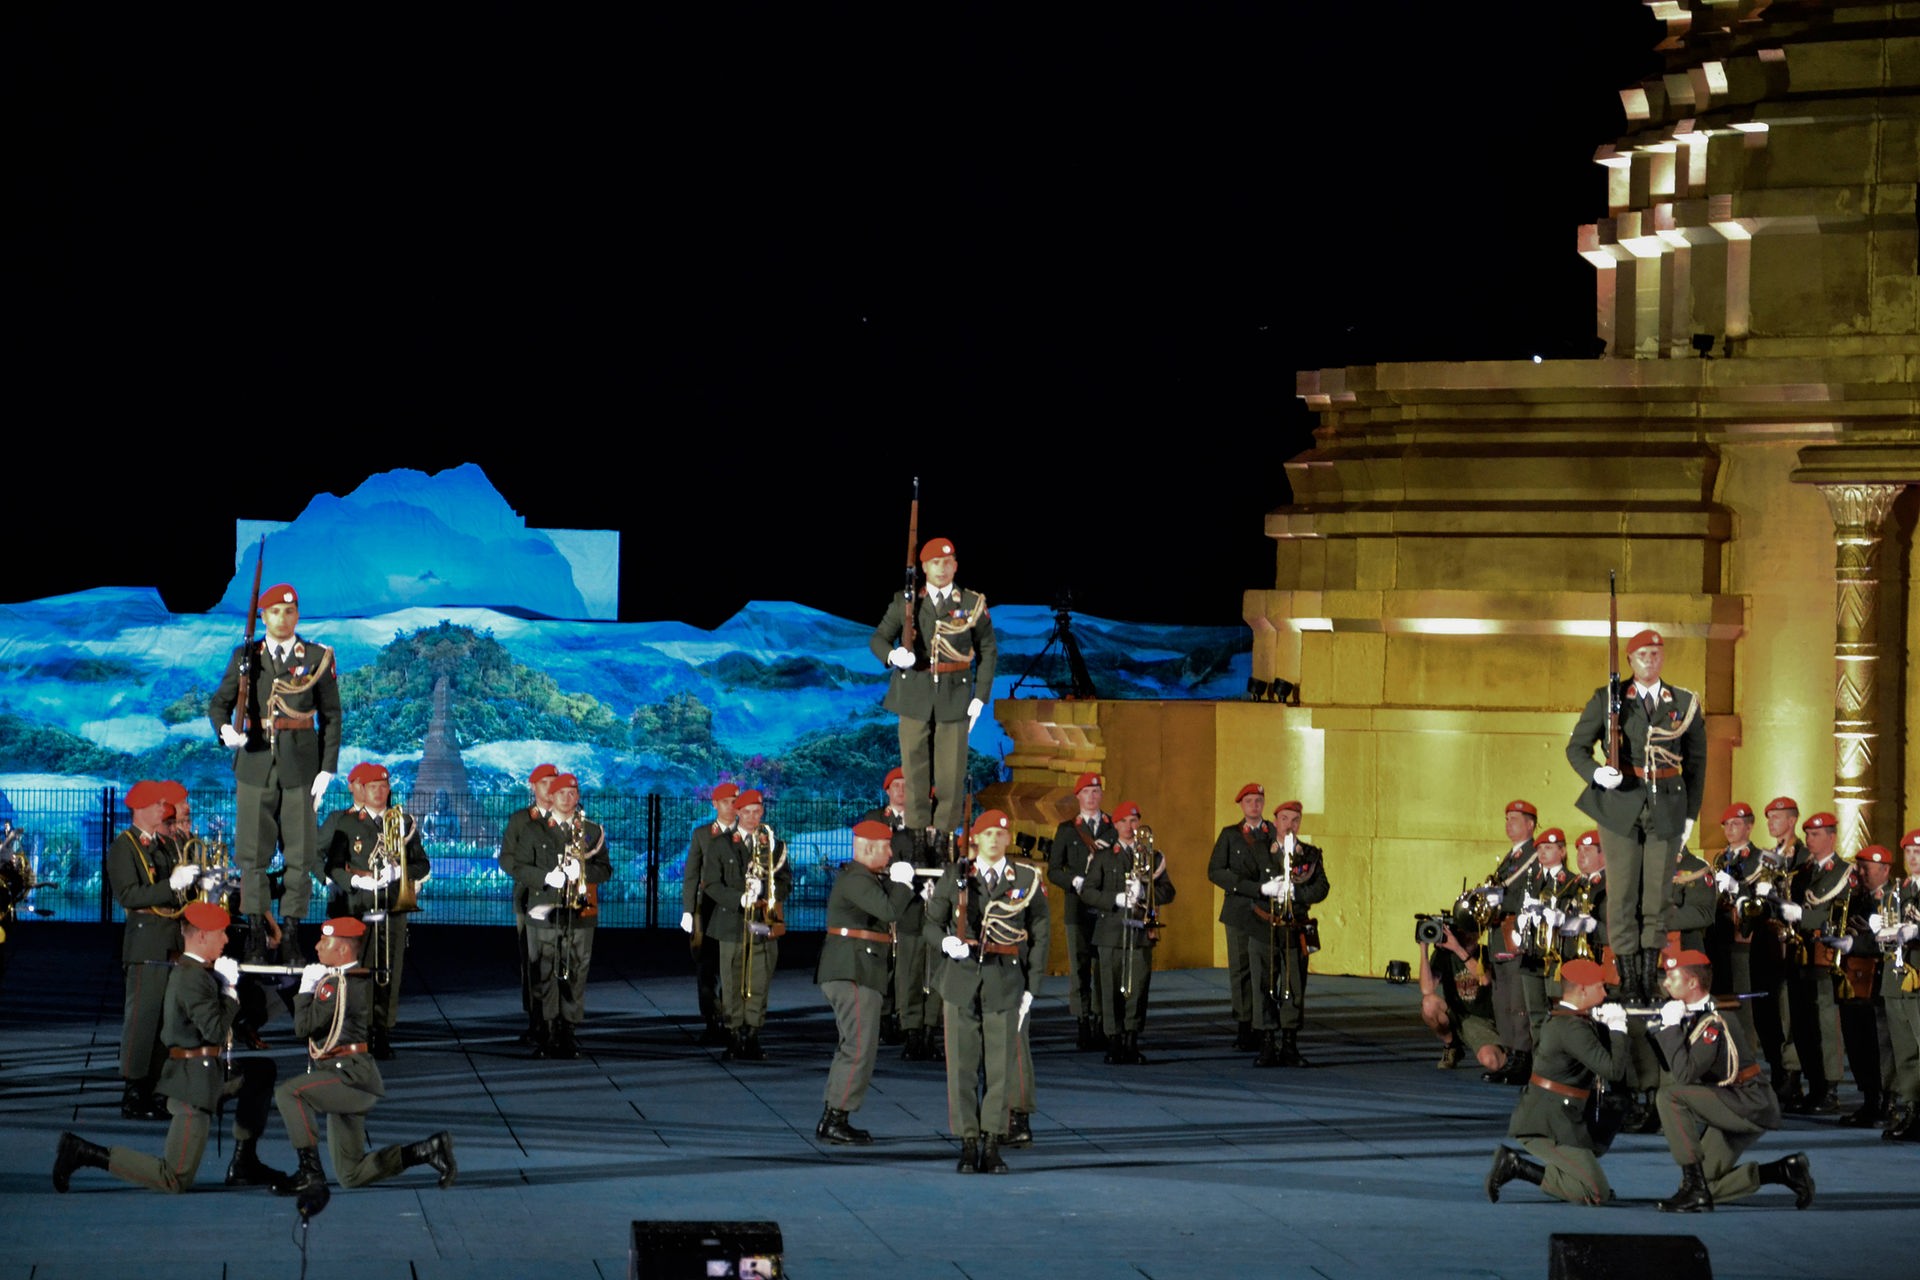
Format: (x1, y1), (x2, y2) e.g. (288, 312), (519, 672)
(630, 1220), (784, 1279)
(1549, 1233), (1710, 1280)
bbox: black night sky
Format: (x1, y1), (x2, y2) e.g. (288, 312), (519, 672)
(10, 5), (1663, 629)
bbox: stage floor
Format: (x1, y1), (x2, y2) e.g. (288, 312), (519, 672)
(2, 925), (1912, 1280)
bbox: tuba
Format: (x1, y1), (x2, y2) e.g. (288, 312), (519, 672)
(371, 803), (420, 913)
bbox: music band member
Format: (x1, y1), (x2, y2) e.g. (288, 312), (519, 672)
(1780, 810), (1847, 1115)
(680, 781), (738, 1046)
(273, 917), (455, 1197)
(925, 810), (1047, 1174)
(815, 819), (918, 1144)
(705, 789), (790, 1061)
(1651, 949), (1814, 1212)
(1475, 799), (1540, 1084)
(1049, 771), (1114, 1051)
(107, 779), (197, 1120)
(1486, 955), (1629, 1206)
(321, 762), (430, 1059)
(1208, 783), (1272, 1051)
(54, 902), (285, 1194)
(1834, 843), (1896, 1130)
(1875, 832), (1920, 1139)
(1079, 800), (1175, 1063)
(502, 773), (609, 1058)
(1214, 789), (1328, 1067)
(1566, 628), (1706, 1004)
(209, 582), (341, 965)
(500, 763), (558, 1045)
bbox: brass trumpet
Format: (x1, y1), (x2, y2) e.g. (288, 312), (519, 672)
(370, 803), (420, 914)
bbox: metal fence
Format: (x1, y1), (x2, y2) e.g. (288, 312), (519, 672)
(0, 787), (875, 932)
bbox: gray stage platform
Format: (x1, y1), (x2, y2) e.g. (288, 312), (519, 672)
(2, 925), (1913, 1279)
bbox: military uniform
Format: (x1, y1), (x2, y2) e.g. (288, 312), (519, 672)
(1216, 822), (1329, 1063)
(1208, 815), (1276, 1045)
(1516, 844), (1580, 1042)
(1048, 800), (1116, 1039)
(1078, 832), (1175, 1058)
(683, 810), (733, 1036)
(106, 821), (185, 1112)
(864, 801), (941, 1056)
(320, 802), (429, 1037)
(1653, 990), (1790, 1205)
(208, 623), (341, 924)
(817, 853), (915, 1131)
(1483, 836), (1540, 1068)
(1781, 838), (1849, 1111)
(703, 819), (792, 1055)
(868, 569), (996, 833)
(501, 804), (611, 1050)
(499, 792), (551, 1037)
(1835, 855), (1896, 1128)
(1500, 1005), (1629, 1205)
(1880, 869), (1920, 1134)
(1666, 851), (1717, 952)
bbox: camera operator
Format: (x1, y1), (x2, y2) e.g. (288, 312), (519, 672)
(1418, 909), (1507, 1074)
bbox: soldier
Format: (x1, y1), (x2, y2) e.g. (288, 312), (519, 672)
(53, 902), (285, 1194)
(500, 763), (558, 1045)
(1706, 802), (1769, 1064)
(1208, 783), (1276, 1052)
(1217, 793), (1328, 1068)
(1419, 910), (1505, 1073)
(209, 581), (341, 965)
(1833, 844), (1895, 1129)
(868, 537), (996, 839)
(320, 762), (430, 1059)
(273, 917), (456, 1197)
(1780, 811), (1847, 1115)
(1651, 948), (1813, 1212)
(1873, 831), (1920, 1139)
(680, 781), (738, 1047)
(815, 819), (919, 1144)
(863, 767), (941, 1059)
(1476, 799), (1542, 1084)
(1079, 800), (1175, 1064)
(1566, 629), (1707, 1004)
(1049, 771), (1115, 1051)
(1512, 828), (1575, 1044)
(1486, 955), (1629, 1206)
(704, 789), (790, 1061)
(924, 810), (1048, 1174)
(1666, 833), (1717, 954)
(501, 773), (610, 1058)
(106, 780), (192, 1120)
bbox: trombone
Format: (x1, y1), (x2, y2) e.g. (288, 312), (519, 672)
(740, 823), (786, 1001)
(366, 802), (420, 987)
(1119, 825), (1165, 998)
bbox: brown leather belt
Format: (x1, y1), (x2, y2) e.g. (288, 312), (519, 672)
(830, 927), (891, 944)
(1734, 1064), (1763, 1084)
(928, 661), (970, 674)
(312, 1042), (370, 1062)
(1632, 766), (1682, 781)
(272, 714), (314, 730)
(1528, 1074), (1590, 1101)
(169, 1045), (222, 1060)
(981, 942), (1018, 957)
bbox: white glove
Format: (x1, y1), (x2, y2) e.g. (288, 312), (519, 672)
(197, 873), (220, 893)
(560, 856), (582, 881)
(887, 646), (916, 670)
(942, 934), (970, 960)
(1260, 876), (1286, 897)
(919, 879), (935, 901)
(1714, 871), (1739, 895)
(888, 860), (916, 886)
(1484, 889), (1504, 908)
(350, 873), (378, 891)
(1780, 903), (1803, 924)
(1072, 875), (1085, 893)
(219, 723), (247, 748)
(310, 772), (334, 810)
(744, 875), (763, 904)
(544, 867), (567, 889)
(1682, 818), (1695, 847)
(382, 861), (403, 885)
(1592, 765), (1623, 790)
(212, 956), (240, 987)
(1828, 935), (1854, 954)
(679, 910), (694, 934)
(168, 865), (198, 891)
(299, 962), (328, 994)
(1900, 923), (1919, 943)
(1580, 916), (1598, 934)
(1659, 999), (1686, 1028)
(1521, 893), (1542, 911)
(1114, 892), (1129, 908)
(1869, 912), (1887, 933)
(1595, 1003), (1628, 1033)
(967, 697), (984, 730)
(1542, 908), (1565, 929)
(1754, 880), (1773, 899)
(1515, 909), (1540, 932)
(1018, 990), (1033, 1029)
(1128, 882), (1147, 907)
(1558, 918), (1583, 937)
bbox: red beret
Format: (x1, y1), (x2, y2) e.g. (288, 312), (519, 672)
(125, 780), (167, 810)
(321, 916), (367, 938)
(1235, 783), (1265, 803)
(1662, 948), (1712, 971)
(258, 582), (299, 609)
(1721, 803), (1754, 823)
(1575, 830), (1600, 848)
(346, 762), (388, 785)
(709, 782), (739, 802)
(1505, 799), (1538, 819)
(971, 809), (1011, 836)
(1625, 628), (1663, 652)
(1114, 801), (1142, 821)
(157, 780), (188, 803)
(1902, 829), (1920, 850)
(1858, 845), (1894, 865)
(1802, 812), (1838, 831)
(1274, 799), (1304, 815)
(1559, 957), (1616, 987)
(1073, 772), (1103, 793)
(735, 789), (764, 808)
(852, 820), (894, 842)
(549, 773), (580, 792)
(882, 768), (904, 791)
(529, 763), (558, 784)
(1764, 796), (1798, 815)
(1536, 828), (1566, 847)
(182, 901), (230, 932)
(919, 537), (956, 562)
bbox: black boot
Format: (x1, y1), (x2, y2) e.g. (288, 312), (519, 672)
(1254, 1030), (1280, 1068)
(879, 1012), (905, 1046)
(529, 1018), (552, 1059)
(550, 1020), (578, 1060)
(956, 1138), (979, 1174)
(278, 918), (307, 966)
(1758, 1152), (1814, 1209)
(740, 1027), (766, 1061)
(818, 1108), (872, 1146)
(1883, 1101), (1915, 1140)
(1774, 1068), (1804, 1111)
(400, 1131), (458, 1188)
(1798, 1083), (1839, 1116)
(371, 1024), (396, 1061)
(245, 917), (272, 965)
(901, 1027), (925, 1061)
(978, 1133), (1009, 1174)
(1629, 1089), (1663, 1135)
(275, 1148), (329, 1199)
(52, 1132), (109, 1193)
(1840, 1095), (1884, 1128)
(1277, 1031), (1309, 1068)
(1233, 1020), (1257, 1051)
(1103, 1031), (1125, 1065)
(1656, 1162), (1714, 1213)
(1485, 1145), (1543, 1202)
(1126, 1032), (1147, 1065)
(120, 1082), (154, 1121)
(697, 1018), (730, 1047)
(1076, 1017), (1098, 1051)
(1005, 1110), (1033, 1148)
(722, 1026), (743, 1061)
(224, 1137), (289, 1189)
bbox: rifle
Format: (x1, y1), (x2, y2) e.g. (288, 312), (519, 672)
(901, 476), (922, 675)
(1606, 570), (1623, 772)
(235, 536), (267, 740)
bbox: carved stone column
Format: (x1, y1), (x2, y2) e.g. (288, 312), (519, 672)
(1817, 483), (1905, 852)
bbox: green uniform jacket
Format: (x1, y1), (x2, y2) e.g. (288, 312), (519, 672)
(817, 862), (915, 989)
(865, 806), (937, 932)
(1654, 998), (1782, 1129)
(868, 587), (996, 722)
(702, 829), (794, 943)
(1666, 854), (1717, 949)
(292, 964), (385, 1097)
(1566, 682), (1706, 839)
(1507, 1006), (1628, 1149)
(500, 813), (612, 913)
(157, 955), (242, 1112)
(498, 804), (547, 916)
(1212, 828), (1329, 938)
(923, 860), (1049, 1009)
(107, 827), (183, 964)
(208, 634), (342, 787)
(1050, 814), (1117, 930)
(1785, 853), (1851, 949)
(1078, 842), (1176, 948)
(682, 819), (734, 916)
(321, 807), (431, 916)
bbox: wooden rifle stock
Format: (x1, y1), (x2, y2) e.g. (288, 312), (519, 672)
(901, 476), (920, 657)
(1605, 570), (1622, 771)
(235, 535), (266, 738)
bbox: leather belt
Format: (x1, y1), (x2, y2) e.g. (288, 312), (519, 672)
(929, 660), (970, 675)
(830, 927), (891, 944)
(1734, 1064), (1763, 1084)
(1528, 1074), (1590, 1101)
(272, 713), (314, 730)
(312, 1042), (370, 1062)
(169, 1045), (222, 1060)
(1632, 766), (1682, 781)
(981, 942), (1018, 957)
